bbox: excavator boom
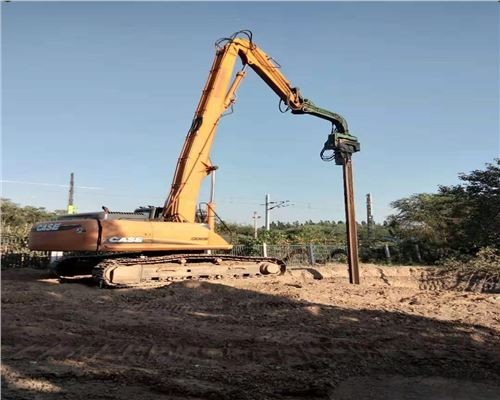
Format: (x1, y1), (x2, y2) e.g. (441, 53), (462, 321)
(163, 33), (355, 223)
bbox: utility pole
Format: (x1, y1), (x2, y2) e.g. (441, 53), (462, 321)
(263, 194), (271, 257)
(252, 211), (261, 239)
(366, 193), (373, 240)
(265, 194), (270, 231)
(263, 194), (291, 230)
(262, 194), (291, 257)
(67, 172), (75, 214)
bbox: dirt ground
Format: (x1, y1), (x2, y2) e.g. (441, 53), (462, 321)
(2, 265), (500, 399)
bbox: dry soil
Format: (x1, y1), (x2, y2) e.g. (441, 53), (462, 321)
(2, 265), (499, 399)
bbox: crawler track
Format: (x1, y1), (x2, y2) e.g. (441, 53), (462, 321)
(88, 254), (286, 288)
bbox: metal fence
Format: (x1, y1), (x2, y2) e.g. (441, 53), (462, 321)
(1, 234), (51, 269)
(229, 244), (347, 266)
(1, 252), (51, 269)
(230, 242), (431, 266)
(1, 237), (430, 270)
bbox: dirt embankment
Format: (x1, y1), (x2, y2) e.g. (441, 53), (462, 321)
(2, 266), (500, 399)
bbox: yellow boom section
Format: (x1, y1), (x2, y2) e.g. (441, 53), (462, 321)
(162, 35), (347, 223)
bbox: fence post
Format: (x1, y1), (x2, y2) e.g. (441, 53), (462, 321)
(384, 244), (392, 265)
(308, 244), (316, 266)
(414, 244), (422, 263)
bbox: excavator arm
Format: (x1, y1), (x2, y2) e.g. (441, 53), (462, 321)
(163, 31), (359, 223)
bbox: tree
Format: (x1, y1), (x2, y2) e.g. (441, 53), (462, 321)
(1, 198), (56, 253)
(439, 159), (500, 251)
(386, 159), (499, 261)
(386, 193), (459, 247)
(1, 198), (56, 235)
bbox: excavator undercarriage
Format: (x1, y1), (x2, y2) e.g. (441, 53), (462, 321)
(53, 253), (286, 288)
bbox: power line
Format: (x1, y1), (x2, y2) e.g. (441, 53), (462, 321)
(1, 179), (102, 190)
(261, 194), (293, 231)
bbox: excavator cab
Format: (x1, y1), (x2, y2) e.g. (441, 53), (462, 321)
(133, 206), (164, 220)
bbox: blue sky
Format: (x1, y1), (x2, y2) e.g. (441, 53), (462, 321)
(2, 2), (498, 225)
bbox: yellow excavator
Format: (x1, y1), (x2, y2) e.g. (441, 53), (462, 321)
(29, 30), (360, 287)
